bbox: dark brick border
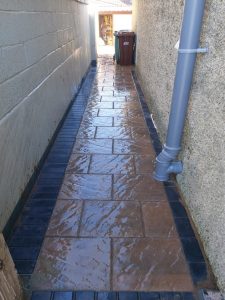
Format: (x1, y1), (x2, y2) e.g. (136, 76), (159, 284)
(4, 61), (205, 299)
(132, 70), (208, 285)
(6, 65), (96, 276)
(31, 291), (196, 300)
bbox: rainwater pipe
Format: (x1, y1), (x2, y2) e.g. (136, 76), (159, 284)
(154, 0), (208, 182)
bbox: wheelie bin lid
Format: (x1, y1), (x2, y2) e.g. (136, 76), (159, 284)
(114, 30), (135, 37)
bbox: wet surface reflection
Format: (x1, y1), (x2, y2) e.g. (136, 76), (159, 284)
(89, 154), (135, 175)
(73, 139), (113, 154)
(82, 116), (113, 127)
(32, 238), (110, 290)
(113, 174), (167, 202)
(113, 238), (193, 291)
(80, 201), (143, 237)
(46, 200), (82, 237)
(59, 174), (112, 200)
(96, 127), (132, 139)
(32, 56), (196, 292)
(66, 154), (91, 174)
(114, 139), (154, 155)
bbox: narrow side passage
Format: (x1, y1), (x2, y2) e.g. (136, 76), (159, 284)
(7, 56), (214, 299)
(29, 56), (212, 294)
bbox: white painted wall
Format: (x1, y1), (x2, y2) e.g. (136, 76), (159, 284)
(0, 0), (91, 230)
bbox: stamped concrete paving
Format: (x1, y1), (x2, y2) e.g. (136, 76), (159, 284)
(31, 57), (194, 291)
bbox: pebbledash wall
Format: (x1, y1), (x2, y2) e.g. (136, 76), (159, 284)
(0, 0), (91, 230)
(133, 0), (225, 294)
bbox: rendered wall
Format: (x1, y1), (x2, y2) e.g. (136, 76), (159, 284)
(133, 0), (225, 294)
(0, 0), (91, 230)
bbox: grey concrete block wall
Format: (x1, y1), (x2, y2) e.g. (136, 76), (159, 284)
(133, 0), (225, 294)
(0, 0), (91, 230)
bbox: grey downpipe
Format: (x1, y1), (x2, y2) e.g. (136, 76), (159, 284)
(154, 0), (207, 182)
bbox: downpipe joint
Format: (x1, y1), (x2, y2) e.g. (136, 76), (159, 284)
(154, 145), (183, 182)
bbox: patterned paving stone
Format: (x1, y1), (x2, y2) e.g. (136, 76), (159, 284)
(66, 154), (91, 174)
(101, 96), (126, 102)
(142, 202), (178, 238)
(96, 127), (132, 139)
(98, 108), (128, 117)
(73, 139), (113, 154)
(93, 90), (114, 97)
(112, 238), (193, 291)
(59, 174), (112, 200)
(80, 201), (143, 237)
(46, 200), (83, 237)
(76, 125), (96, 139)
(82, 116), (113, 127)
(89, 154), (135, 175)
(114, 91), (137, 97)
(88, 101), (113, 109)
(113, 174), (167, 202)
(31, 238), (110, 290)
(114, 139), (154, 155)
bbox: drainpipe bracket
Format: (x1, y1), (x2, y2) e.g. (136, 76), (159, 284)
(156, 145), (181, 162)
(178, 46), (208, 54)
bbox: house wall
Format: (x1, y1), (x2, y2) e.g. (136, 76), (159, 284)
(89, 4), (97, 62)
(0, 0), (91, 230)
(133, 0), (225, 294)
(0, 234), (22, 300)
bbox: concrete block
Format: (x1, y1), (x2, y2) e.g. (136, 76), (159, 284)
(0, 0), (52, 12)
(25, 32), (58, 66)
(47, 47), (64, 74)
(0, 44), (26, 84)
(0, 56), (49, 120)
(0, 12), (48, 46)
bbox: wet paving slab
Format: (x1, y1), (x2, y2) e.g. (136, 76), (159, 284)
(73, 139), (113, 154)
(7, 56), (216, 297)
(32, 237), (111, 290)
(31, 57), (204, 293)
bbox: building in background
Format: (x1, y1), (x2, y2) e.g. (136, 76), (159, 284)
(93, 0), (132, 54)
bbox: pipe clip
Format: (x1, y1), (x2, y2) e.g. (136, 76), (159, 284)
(178, 47), (208, 54)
